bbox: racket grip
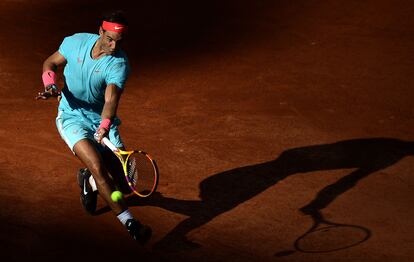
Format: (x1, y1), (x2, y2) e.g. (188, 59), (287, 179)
(101, 137), (118, 152)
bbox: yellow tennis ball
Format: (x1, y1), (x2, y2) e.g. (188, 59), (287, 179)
(111, 190), (123, 202)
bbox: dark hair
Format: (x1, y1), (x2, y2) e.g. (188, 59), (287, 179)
(101, 10), (129, 26)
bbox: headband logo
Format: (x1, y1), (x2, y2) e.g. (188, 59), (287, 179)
(102, 21), (127, 33)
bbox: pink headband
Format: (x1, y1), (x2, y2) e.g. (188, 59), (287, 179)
(102, 21), (127, 33)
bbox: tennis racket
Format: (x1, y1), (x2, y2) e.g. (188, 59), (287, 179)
(102, 137), (159, 198)
(293, 213), (371, 253)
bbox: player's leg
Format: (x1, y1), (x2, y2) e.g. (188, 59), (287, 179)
(56, 111), (151, 243)
(74, 138), (127, 214)
(102, 126), (132, 194)
(57, 111), (101, 213)
(101, 148), (132, 195)
(74, 139), (152, 243)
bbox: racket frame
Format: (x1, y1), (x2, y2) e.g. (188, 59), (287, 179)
(101, 137), (159, 198)
(294, 218), (371, 253)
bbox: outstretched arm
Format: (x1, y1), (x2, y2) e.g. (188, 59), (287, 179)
(36, 51), (66, 100)
(94, 84), (123, 143)
(43, 51), (66, 72)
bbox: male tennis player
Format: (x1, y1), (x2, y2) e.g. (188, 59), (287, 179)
(37, 11), (151, 244)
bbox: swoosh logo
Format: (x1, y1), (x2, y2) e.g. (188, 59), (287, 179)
(83, 181), (88, 195)
(114, 26), (123, 30)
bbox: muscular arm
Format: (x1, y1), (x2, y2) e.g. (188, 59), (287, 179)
(101, 84), (123, 121)
(43, 51), (66, 72)
(95, 84), (123, 142)
(36, 51), (67, 100)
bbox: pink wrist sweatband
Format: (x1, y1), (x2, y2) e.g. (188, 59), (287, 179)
(99, 118), (112, 131)
(42, 70), (56, 87)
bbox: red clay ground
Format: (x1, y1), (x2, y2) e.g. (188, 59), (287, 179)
(0, 0), (413, 261)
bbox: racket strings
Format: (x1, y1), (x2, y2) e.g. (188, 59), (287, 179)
(127, 152), (157, 195)
(296, 224), (370, 253)
(127, 157), (138, 184)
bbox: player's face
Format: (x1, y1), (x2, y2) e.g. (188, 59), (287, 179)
(99, 28), (124, 54)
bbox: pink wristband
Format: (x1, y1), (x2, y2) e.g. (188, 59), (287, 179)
(42, 70), (56, 87)
(99, 118), (112, 131)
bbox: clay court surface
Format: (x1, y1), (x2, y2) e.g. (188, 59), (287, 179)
(0, 0), (413, 261)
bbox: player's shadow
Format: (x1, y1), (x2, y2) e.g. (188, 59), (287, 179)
(127, 138), (414, 252)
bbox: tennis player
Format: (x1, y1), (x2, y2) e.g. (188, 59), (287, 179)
(37, 10), (151, 244)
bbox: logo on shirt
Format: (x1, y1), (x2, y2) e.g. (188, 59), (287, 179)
(77, 58), (83, 63)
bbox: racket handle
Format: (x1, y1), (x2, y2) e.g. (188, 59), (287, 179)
(101, 137), (118, 152)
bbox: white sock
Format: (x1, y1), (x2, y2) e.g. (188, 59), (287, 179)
(117, 209), (134, 226)
(88, 176), (97, 191)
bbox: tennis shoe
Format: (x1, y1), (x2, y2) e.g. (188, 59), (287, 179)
(77, 168), (98, 215)
(125, 219), (152, 244)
